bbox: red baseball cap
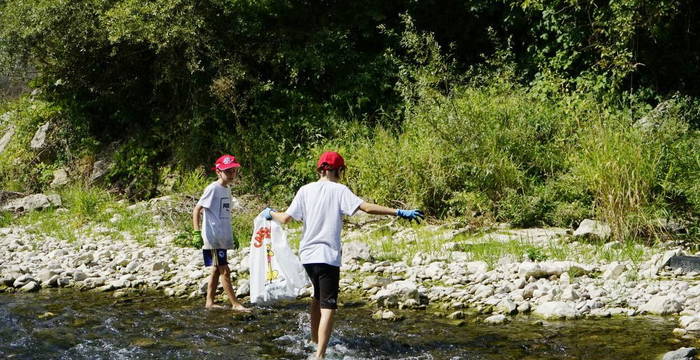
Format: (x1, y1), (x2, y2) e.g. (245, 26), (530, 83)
(213, 154), (241, 171)
(317, 151), (345, 170)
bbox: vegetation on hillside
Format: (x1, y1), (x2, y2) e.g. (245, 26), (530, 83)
(0, 0), (699, 240)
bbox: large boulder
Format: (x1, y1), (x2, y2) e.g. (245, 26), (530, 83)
(635, 100), (674, 131)
(50, 168), (70, 188)
(30, 122), (51, 150)
(639, 295), (683, 315)
(573, 219), (611, 240)
(662, 347), (697, 360)
(90, 159), (113, 182)
(533, 301), (577, 319)
(2, 194), (62, 212)
(0, 190), (25, 207)
(371, 280), (427, 308)
(518, 261), (591, 279)
(0, 125), (15, 154)
(342, 241), (373, 264)
(602, 262), (627, 280)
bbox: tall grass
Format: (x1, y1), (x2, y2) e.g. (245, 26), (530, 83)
(61, 184), (113, 224)
(572, 120), (660, 240)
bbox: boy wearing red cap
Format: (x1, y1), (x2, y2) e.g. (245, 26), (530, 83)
(192, 154), (250, 311)
(262, 151), (423, 358)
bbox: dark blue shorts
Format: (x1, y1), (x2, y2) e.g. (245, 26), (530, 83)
(203, 249), (228, 267)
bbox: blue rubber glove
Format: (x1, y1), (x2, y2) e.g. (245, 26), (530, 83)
(396, 209), (425, 223)
(262, 207), (275, 220)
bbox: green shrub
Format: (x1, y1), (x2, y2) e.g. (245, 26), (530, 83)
(497, 189), (544, 227)
(61, 184), (113, 223)
(172, 167), (211, 197)
(0, 211), (13, 227)
(172, 231), (203, 249)
(0, 97), (63, 192)
(547, 201), (591, 229)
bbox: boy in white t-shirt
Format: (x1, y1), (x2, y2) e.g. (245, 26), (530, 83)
(192, 154), (250, 312)
(263, 151), (423, 359)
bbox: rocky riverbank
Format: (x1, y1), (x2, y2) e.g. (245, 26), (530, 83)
(2, 195), (700, 358)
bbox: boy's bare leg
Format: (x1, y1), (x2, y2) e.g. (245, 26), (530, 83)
(205, 266), (224, 309)
(315, 309), (335, 359)
(309, 299), (321, 343)
(219, 265), (250, 312)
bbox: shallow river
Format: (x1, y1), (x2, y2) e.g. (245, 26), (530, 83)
(0, 289), (690, 359)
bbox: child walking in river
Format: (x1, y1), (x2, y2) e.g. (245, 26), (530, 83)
(192, 154), (250, 312)
(263, 151), (423, 358)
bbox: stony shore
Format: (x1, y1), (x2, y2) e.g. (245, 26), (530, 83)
(1, 200), (700, 358)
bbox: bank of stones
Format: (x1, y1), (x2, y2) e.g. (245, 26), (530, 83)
(1, 219), (700, 341)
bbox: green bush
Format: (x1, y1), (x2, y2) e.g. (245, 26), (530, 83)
(61, 184), (113, 223)
(0, 211), (13, 227)
(172, 231), (203, 249)
(0, 97), (63, 191)
(497, 189), (545, 228)
(547, 201), (591, 229)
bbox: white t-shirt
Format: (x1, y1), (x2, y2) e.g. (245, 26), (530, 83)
(197, 181), (235, 250)
(285, 181), (364, 267)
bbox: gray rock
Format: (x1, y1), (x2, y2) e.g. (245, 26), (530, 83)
(151, 261), (169, 272)
(30, 122), (51, 149)
(342, 241), (373, 263)
(50, 168), (69, 188)
(96, 284), (114, 292)
(19, 281), (40, 292)
(72, 271), (88, 282)
(3, 194), (56, 212)
(13, 275), (36, 288)
(1, 273), (19, 286)
(447, 311), (464, 320)
(235, 279), (250, 297)
(371, 280), (426, 308)
(534, 301), (577, 319)
(561, 287), (580, 301)
(44, 275), (59, 288)
(662, 347), (697, 360)
(0, 125), (15, 154)
(124, 261), (141, 273)
(602, 262), (627, 280)
(362, 275), (391, 290)
(666, 256), (700, 273)
(90, 160), (112, 182)
(517, 302), (531, 313)
(573, 219), (611, 240)
(640, 295), (682, 315)
(635, 100), (674, 131)
(484, 314), (507, 324)
(372, 309), (402, 321)
(496, 299), (518, 315)
(37, 270), (59, 283)
(57, 277), (71, 287)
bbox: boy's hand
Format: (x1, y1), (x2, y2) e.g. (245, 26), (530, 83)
(262, 207), (275, 220)
(396, 209), (425, 223)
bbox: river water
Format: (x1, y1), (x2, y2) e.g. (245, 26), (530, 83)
(0, 289), (689, 359)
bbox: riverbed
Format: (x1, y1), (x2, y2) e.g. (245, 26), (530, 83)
(0, 289), (689, 359)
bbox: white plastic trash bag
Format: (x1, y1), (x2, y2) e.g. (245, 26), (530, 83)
(249, 213), (309, 304)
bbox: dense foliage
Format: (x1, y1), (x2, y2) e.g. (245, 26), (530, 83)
(1, 0), (699, 239)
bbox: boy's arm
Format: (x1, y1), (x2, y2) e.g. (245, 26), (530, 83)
(359, 202), (425, 223)
(270, 210), (293, 224)
(358, 202), (397, 216)
(192, 205), (204, 230)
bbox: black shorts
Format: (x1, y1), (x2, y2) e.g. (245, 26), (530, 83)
(303, 263), (340, 310)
